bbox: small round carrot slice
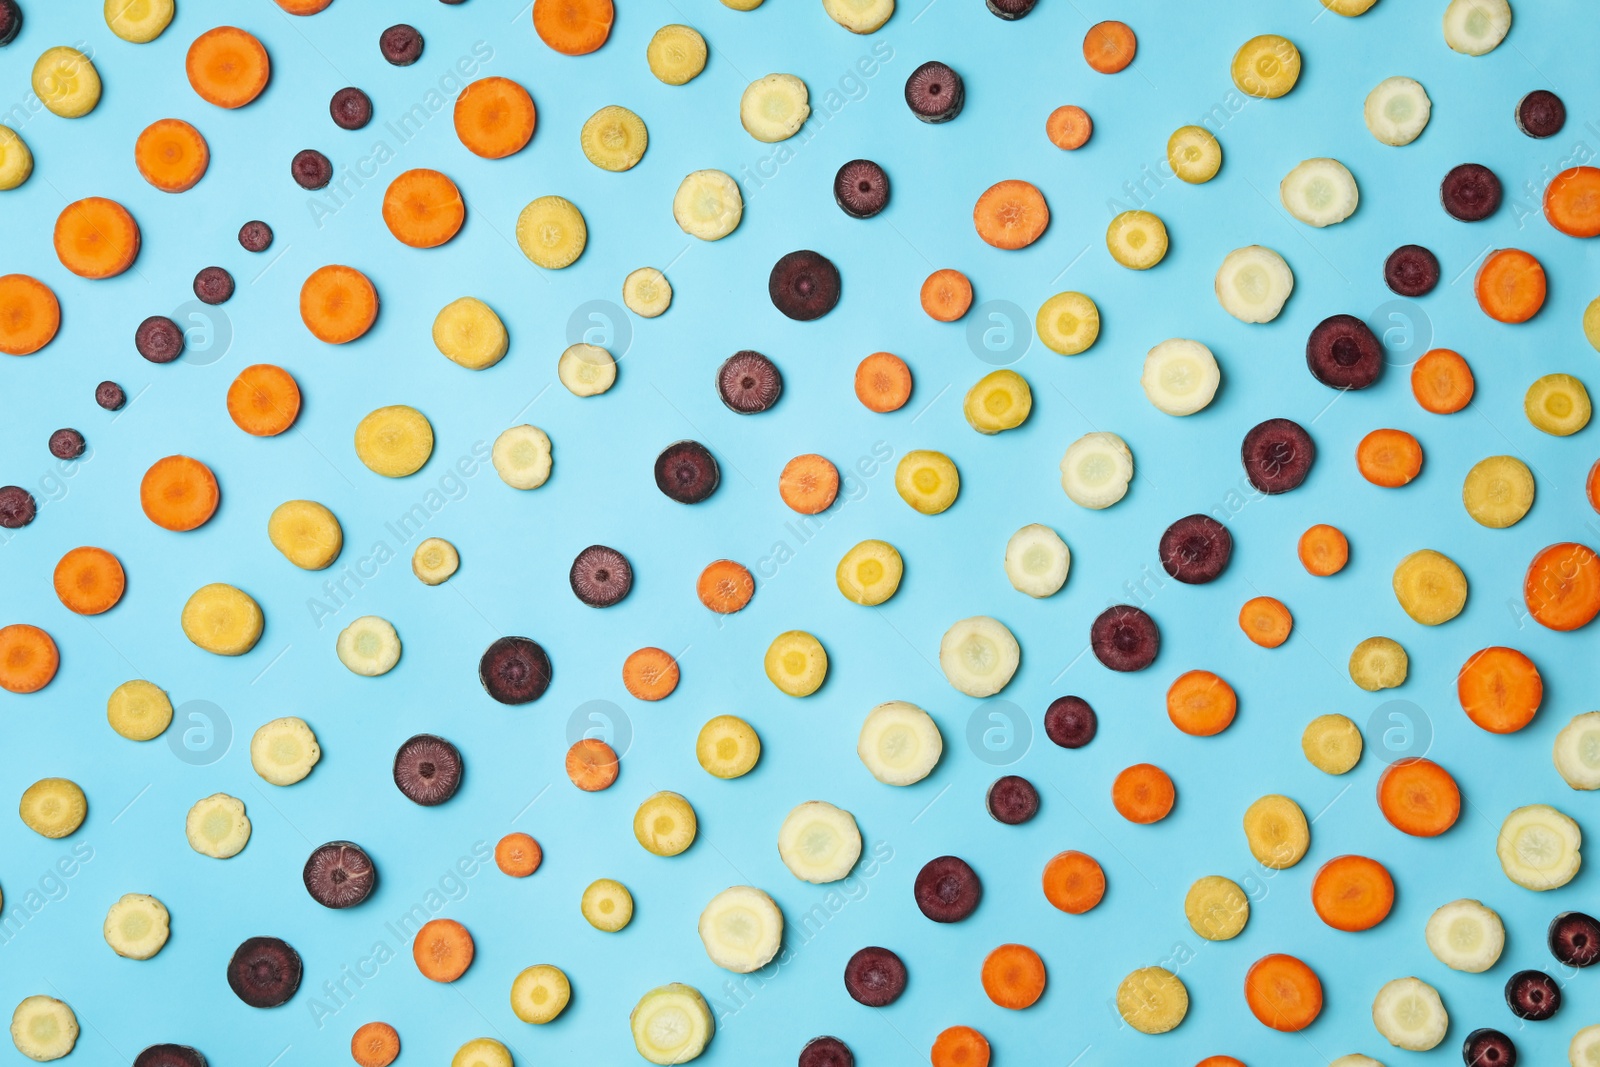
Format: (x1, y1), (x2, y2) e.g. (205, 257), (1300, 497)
(1041, 850), (1104, 914)
(454, 76), (537, 159)
(1112, 763), (1174, 824)
(412, 918), (473, 982)
(1524, 541), (1600, 631)
(532, 0), (614, 55)
(300, 265), (378, 344)
(1046, 105), (1092, 149)
(134, 119), (209, 193)
(1457, 646), (1541, 733)
(1310, 854), (1394, 932)
(350, 1022), (399, 1067)
(186, 26), (271, 109)
(0, 624), (59, 694)
(1297, 524), (1348, 576)
(565, 738), (619, 791)
(53, 547), (125, 615)
(1376, 757), (1460, 837)
(139, 455), (220, 532)
(1239, 596), (1292, 647)
(974, 180), (1049, 250)
(981, 943), (1046, 1010)
(778, 454), (840, 514)
(1475, 248), (1546, 324)
(855, 352), (913, 411)
(1356, 428), (1423, 487)
(54, 197), (140, 279)
(1165, 670), (1237, 736)
(1411, 348), (1474, 414)
(931, 1026), (989, 1067)
(1244, 953), (1322, 1031)
(275, 0), (333, 13)
(0, 274), (60, 355)
(227, 364), (301, 436)
(381, 169), (465, 249)
(920, 269), (972, 321)
(696, 559), (754, 614)
(1083, 20), (1137, 73)
(622, 646), (678, 701)
(1544, 165), (1600, 238)
(494, 832), (542, 877)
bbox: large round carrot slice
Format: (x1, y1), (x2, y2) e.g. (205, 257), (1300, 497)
(454, 77), (536, 159)
(1244, 953), (1322, 1031)
(1376, 757), (1460, 837)
(532, 0), (614, 55)
(0, 274), (60, 355)
(1457, 646), (1541, 733)
(135, 118), (210, 193)
(186, 27), (271, 109)
(0, 624), (59, 694)
(53, 547), (126, 615)
(1475, 248), (1545, 323)
(1544, 166), (1600, 237)
(53, 197), (140, 279)
(1310, 854), (1394, 932)
(300, 265), (378, 344)
(382, 169), (465, 248)
(140, 455), (220, 532)
(974, 180), (1049, 250)
(1524, 542), (1600, 631)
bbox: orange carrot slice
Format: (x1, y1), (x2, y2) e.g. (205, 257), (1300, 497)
(1046, 105), (1092, 149)
(778, 454), (840, 514)
(920, 269), (972, 321)
(134, 119), (210, 193)
(53, 197), (140, 279)
(454, 77), (537, 159)
(494, 832), (542, 877)
(186, 27), (271, 109)
(274, 0), (334, 13)
(1165, 669), (1237, 736)
(1524, 542), (1600, 631)
(1311, 855), (1394, 932)
(1588, 459), (1600, 514)
(974, 180), (1049, 250)
(0, 274), (61, 355)
(855, 352), (913, 411)
(1410, 349), (1474, 414)
(696, 559), (754, 614)
(1083, 21), (1137, 73)
(1297, 524), (1348, 577)
(981, 944), (1046, 1010)
(381, 169), (465, 249)
(1041, 850), (1104, 914)
(1356, 428), (1423, 487)
(1544, 166), (1600, 238)
(350, 1022), (399, 1067)
(532, 0), (613, 55)
(622, 646), (678, 701)
(1244, 954), (1322, 1031)
(1475, 248), (1545, 323)
(1457, 646), (1541, 733)
(0, 624), (59, 694)
(930, 1026), (989, 1067)
(412, 918), (473, 982)
(139, 455), (220, 532)
(226, 364), (301, 436)
(1195, 1059), (1247, 1067)
(53, 547), (126, 615)
(1238, 596), (1292, 647)
(1377, 757), (1460, 837)
(565, 737), (619, 791)
(300, 265), (378, 344)
(1112, 763), (1174, 824)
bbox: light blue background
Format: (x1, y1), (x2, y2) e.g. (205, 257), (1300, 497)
(1, 0), (1598, 1063)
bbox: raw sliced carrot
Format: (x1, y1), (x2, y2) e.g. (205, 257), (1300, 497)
(0, 624), (59, 694)
(1244, 954), (1322, 1032)
(53, 197), (140, 279)
(855, 352), (913, 412)
(381, 169), (465, 249)
(454, 76), (537, 159)
(622, 646), (678, 701)
(981, 944), (1046, 1010)
(275, 0), (334, 13)
(139, 455), (220, 532)
(134, 119), (209, 193)
(1112, 763), (1174, 824)
(1083, 20), (1137, 74)
(1165, 670), (1237, 736)
(1475, 248), (1546, 324)
(300, 265), (378, 344)
(0, 274), (60, 356)
(1195, 1059), (1246, 1067)
(973, 180), (1049, 250)
(1377, 757), (1460, 837)
(532, 0), (613, 55)
(1589, 459), (1600, 514)
(1544, 166), (1600, 238)
(697, 559), (754, 614)
(494, 832), (542, 877)
(778, 454), (839, 514)
(186, 27), (271, 109)
(1457, 646), (1541, 733)
(226, 364), (301, 436)
(920, 269), (972, 321)
(1310, 854), (1394, 932)
(1046, 105), (1092, 150)
(1297, 524), (1348, 577)
(1041, 850), (1104, 914)
(350, 1021), (399, 1067)
(1410, 348), (1474, 414)
(1238, 596), (1291, 648)
(52, 547), (125, 615)
(412, 918), (473, 982)
(930, 1025), (989, 1067)
(565, 737), (619, 791)
(1356, 428), (1423, 488)
(1524, 542), (1600, 631)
